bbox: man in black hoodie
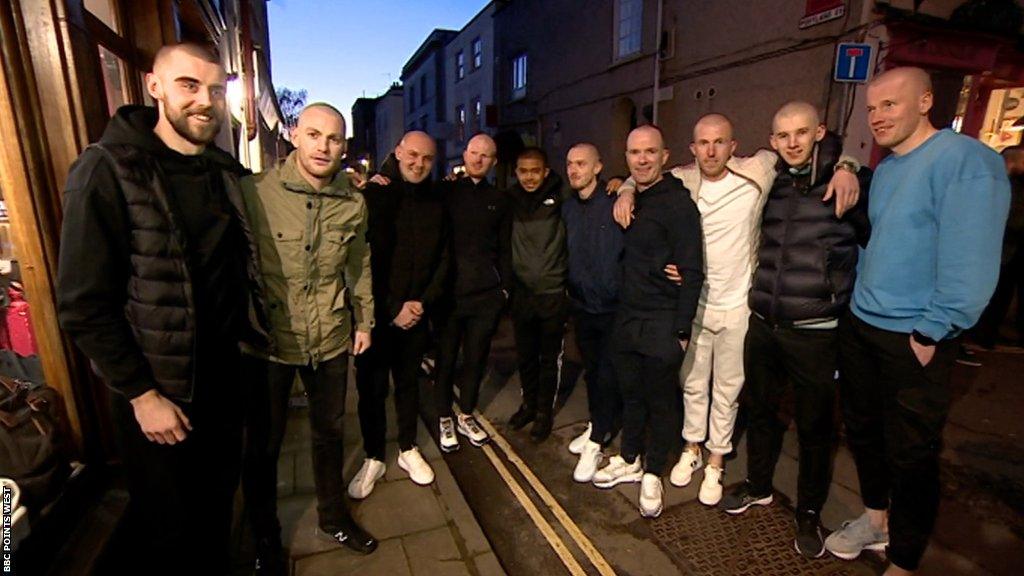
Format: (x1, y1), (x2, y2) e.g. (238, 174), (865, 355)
(592, 125), (704, 520)
(508, 147), (569, 442)
(349, 131), (450, 498)
(720, 102), (871, 558)
(56, 43), (266, 574)
(434, 134), (511, 452)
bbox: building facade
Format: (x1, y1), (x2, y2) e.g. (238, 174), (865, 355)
(374, 83), (406, 169)
(402, 29), (458, 179)
(444, 2), (498, 172)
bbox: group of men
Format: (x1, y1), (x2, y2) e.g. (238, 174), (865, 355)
(54, 40), (1009, 576)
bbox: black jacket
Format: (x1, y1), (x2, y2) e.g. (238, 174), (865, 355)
(749, 132), (871, 325)
(439, 175), (513, 300)
(508, 173), (567, 295)
(562, 181), (623, 315)
(57, 105), (268, 402)
(361, 162), (450, 323)
(618, 175), (704, 335)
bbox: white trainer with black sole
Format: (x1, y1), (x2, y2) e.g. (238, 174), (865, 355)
(456, 414), (490, 447)
(439, 416), (460, 453)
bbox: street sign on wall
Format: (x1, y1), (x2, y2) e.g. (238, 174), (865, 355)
(800, 0), (845, 29)
(834, 43), (873, 83)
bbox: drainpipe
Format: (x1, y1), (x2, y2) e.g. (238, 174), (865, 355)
(652, 0), (664, 125)
(240, 0), (257, 142)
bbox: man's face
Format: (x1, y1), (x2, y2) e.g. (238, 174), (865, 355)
(770, 113), (826, 168)
(147, 51), (227, 145)
(463, 137), (497, 179)
(293, 107), (346, 180)
(626, 129), (669, 187)
(566, 147), (602, 191)
(515, 157), (549, 192)
(866, 77), (931, 151)
(395, 135), (436, 183)
(689, 122), (736, 180)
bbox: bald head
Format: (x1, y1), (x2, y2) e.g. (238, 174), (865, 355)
(772, 101), (820, 132)
(770, 101), (825, 168)
(693, 114), (734, 142)
(626, 125), (669, 189)
(395, 131), (436, 183)
(866, 66), (936, 155)
(628, 125), (666, 150)
(569, 143), (601, 162)
(299, 103), (346, 132)
(463, 133), (497, 179)
(566, 143), (603, 194)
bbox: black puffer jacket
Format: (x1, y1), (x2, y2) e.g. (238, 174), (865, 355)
(749, 133), (871, 325)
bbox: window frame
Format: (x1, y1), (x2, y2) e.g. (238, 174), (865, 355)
(472, 37), (482, 69)
(511, 53), (527, 100)
(456, 50), (465, 81)
(613, 0), (644, 61)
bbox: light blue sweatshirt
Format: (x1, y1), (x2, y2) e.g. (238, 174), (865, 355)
(852, 129), (1011, 340)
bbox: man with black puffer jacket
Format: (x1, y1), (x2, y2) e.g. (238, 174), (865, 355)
(507, 147), (569, 442)
(719, 102), (871, 560)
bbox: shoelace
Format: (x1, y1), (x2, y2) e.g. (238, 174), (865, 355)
(463, 417), (482, 434)
(441, 419), (455, 437)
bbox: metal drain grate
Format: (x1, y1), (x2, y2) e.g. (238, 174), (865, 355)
(649, 495), (880, 575)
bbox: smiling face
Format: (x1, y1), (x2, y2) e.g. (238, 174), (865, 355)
(147, 46), (227, 150)
(293, 105), (346, 185)
(395, 131), (436, 184)
(770, 104), (825, 168)
(515, 156), (549, 192)
(626, 126), (669, 189)
(866, 68), (934, 155)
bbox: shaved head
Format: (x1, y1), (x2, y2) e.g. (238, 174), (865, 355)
(866, 66), (936, 155)
(463, 133), (497, 179)
(566, 142), (603, 194)
(152, 42), (220, 74)
(626, 124), (669, 189)
(568, 142), (601, 162)
(292, 102), (346, 188)
(146, 42), (227, 154)
(772, 101), (820, 132)
(299, 102), (346, 131)
(395, 130), (436, 183)
(693, 114), (734, 142)
(467, 133), (496, 154)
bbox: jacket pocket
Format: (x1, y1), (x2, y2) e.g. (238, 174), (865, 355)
(320, 223), (356, 274)
(331, 286), (349, 312)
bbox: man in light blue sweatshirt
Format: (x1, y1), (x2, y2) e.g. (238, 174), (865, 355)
(826, 67), (1010, 575)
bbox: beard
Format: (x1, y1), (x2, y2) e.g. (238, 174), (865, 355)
(164, 104), (221, 146)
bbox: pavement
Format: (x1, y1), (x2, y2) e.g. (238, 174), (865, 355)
(230, 374), (505, 576)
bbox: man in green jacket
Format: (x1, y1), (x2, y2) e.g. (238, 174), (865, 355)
(241, 103), (376, 572)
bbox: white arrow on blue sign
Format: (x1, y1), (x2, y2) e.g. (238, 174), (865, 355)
(834, 43), (873, 83)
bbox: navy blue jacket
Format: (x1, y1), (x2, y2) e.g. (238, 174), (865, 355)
(561, 180), (622, 315)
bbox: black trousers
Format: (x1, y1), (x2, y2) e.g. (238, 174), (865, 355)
(974, 250), (1024, 346)
(572, 310), (622, 443)
(511, 291), (568, 416)
(108, 350), (243, 576)
(435, 291), (505, 417)
(612, 315), (684, 476)
(839, 311), (958, 572)
(355, 322), (428, 459)
(241, 353), (350, 537)
(743, 314), (837, 513)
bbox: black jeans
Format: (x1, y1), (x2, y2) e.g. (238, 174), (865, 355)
(743, 314), (837, 513)
(355, 322), (428, 459)
(511, 291), (568, 416)
(839, 311), (957, 572)
(572, 310), (621, 443)
(108, 350), (243, 576)
(242, 353), (350, 536)
(612, 315), (684, 476)
(435, 291), (505, 417)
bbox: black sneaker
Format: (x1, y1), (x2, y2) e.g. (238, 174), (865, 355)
(955, 345), (982, 367)
(509, 405), (536, 430)
(254, 536), (287, 575)
(318, 518), (378, 555)
(794, 509), (825, 559)
(720, 481), (773, 515)
(530, 413), (553, 442)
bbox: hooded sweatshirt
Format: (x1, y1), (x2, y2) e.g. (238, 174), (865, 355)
(508, 173), (568, 295)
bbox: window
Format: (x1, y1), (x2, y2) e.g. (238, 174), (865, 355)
(472, 38), (483, 69)
(420, 75), (428, 106)
(84, 0), (120, 32)
(409, 84), (416, 112)
(98, 46), (128, 116)
(615, 0), (643, 59)
(511, 53), (527, 99)
(471, 97), (482, 134)
(456, 51), (465, 81)
(455, 105), (466, 142)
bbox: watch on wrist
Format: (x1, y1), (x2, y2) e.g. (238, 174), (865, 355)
(834, 160), (858, 174)
(911, 330), (937, 346)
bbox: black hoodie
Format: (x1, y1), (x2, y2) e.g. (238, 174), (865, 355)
(508, 173), (568, 295)
(57, 105), (252, 400)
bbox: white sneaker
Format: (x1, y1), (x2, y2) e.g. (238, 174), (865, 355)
(439, 417), (460, 453)
(592, 455), (642, 488)
(398, 447), (435, 486)
(639, 473), (664, 518)
(572, 440), (603, 483)
(568, 422), (593, 455)
(457, 414), (490, 447)
(699, 464), (724, 505)
(669, 448), (703, 487)
(347, 458), (386, 500)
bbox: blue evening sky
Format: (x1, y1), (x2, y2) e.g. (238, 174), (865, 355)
(267, 0), (489, 136)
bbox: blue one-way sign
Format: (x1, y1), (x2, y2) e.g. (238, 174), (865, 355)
(834, 43), (873, 83)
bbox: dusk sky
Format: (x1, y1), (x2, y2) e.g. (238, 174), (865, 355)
(267, 0), (490, 136)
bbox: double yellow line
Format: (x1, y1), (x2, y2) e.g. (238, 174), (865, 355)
(473, 414), (617, 576)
